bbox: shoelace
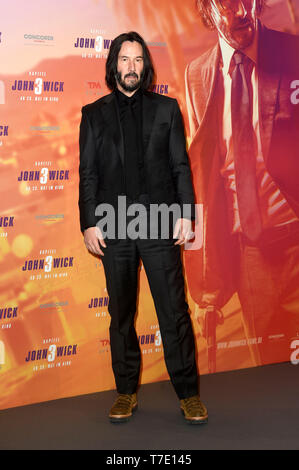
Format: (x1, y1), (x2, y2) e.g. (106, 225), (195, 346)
(182, 396), (205, 413)
(112, 394), (135, 411)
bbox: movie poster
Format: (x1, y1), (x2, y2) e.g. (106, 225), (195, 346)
(0, 0), (298, 410)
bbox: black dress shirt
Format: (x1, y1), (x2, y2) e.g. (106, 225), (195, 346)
(115, 88), (146, 201)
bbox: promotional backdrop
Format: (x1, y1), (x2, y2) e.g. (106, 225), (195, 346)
(0, 0), (298, 410)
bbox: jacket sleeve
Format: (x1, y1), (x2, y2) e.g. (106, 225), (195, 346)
(169, 99), (195, 220)
(78, 107), (99, 233)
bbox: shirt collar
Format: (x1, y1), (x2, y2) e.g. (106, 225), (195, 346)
(115, 87), (142, 105)
(219, 29), (258, 75)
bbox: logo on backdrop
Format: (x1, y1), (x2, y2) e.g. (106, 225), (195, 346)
(25, 344), (77, 362)
(85, 80), (103, 97)
(11, 71), (64, 103)
(146, 41), (167, 48)
(88, 296), (109, 319)
(150, 84), (169, 95)
(0, 125), (8, 136)
(0, 124), (8, 149)
(25, 338), (78, 372)
(0, 215), (15, 240)
(0, 216), (14, 228)
(88, 296), (109, 309)
(23, 34), (54, 46)
(74, 36), (112, 50)
(35, 214), (64, 224)
(39, 301), (68, 312)
(98, 327), (162, 355)
(30, 125), (60, 133)
(74, 30), (111, 59)
(138, 330), (161, 347)
(0, 306), (18, 331)
(17, 161), (70, 193)
(217, 337), (263, 350)
(21, 248), (74, 281)
(139, 327), (162, 356)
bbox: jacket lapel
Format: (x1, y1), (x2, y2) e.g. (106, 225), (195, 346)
(142, 91), (159, 157)
(195, 44), (221, 132)
(258, 24), (281, 163)
(100, 90), (159, 166)
(100, 92), (125, 167)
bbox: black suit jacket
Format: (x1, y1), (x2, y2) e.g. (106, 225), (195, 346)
(78, 90), (194, 233)
(184, 24), (299, 308)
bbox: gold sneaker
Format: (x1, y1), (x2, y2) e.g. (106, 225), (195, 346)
(180, 395), (208, 424)
(109, 393), (138, 423)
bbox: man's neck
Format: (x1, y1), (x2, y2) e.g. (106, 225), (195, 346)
(116, 85), (140, 98)
(219, 29), (258, 75)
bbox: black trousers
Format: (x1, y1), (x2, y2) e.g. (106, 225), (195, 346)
(101, 234), (199, 400)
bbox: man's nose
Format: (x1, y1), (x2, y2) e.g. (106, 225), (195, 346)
(128, 59), (136, 71)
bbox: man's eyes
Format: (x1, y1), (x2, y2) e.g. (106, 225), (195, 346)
(121, 57), (143, 62)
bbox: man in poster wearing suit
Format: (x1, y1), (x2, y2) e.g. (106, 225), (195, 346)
(185, 0), (299, 366)
(78, 32), (208, 424)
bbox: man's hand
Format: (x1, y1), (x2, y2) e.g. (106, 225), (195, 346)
(194, 304), (207, 337)
(83, 226), (106, 256)
(194, 304), (224, 338)
(173, 218), (194, 245)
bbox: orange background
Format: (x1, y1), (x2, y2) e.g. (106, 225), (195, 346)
(0, 0), (297, 410)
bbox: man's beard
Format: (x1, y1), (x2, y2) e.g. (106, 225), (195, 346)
(116, 71), (143, 92)
(219, 16), (257, 50)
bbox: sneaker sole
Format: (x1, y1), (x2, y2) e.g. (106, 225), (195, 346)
(109, 403), (138, 423)
(180, 408), (208, 425)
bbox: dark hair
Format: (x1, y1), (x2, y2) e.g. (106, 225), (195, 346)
(105, 31), (155, 91)
(196, 0), (266, 30)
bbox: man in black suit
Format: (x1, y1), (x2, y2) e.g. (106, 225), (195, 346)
(78, 31), (207, 424)
(185, 0), (299, 366)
